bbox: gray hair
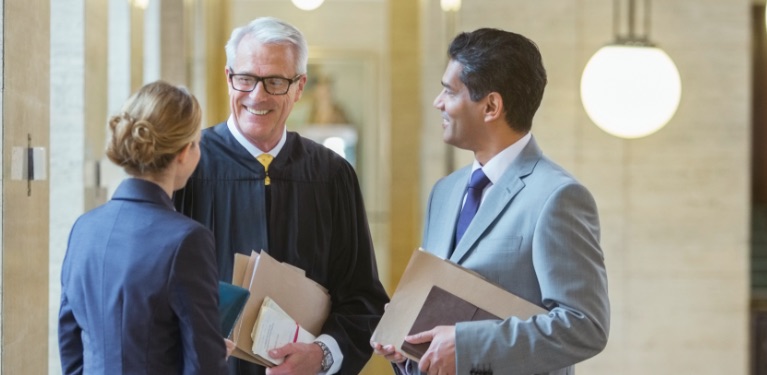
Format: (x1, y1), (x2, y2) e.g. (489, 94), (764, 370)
(225, 17), (309, 75)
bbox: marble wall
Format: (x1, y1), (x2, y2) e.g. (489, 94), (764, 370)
(49, 0), (85, 371)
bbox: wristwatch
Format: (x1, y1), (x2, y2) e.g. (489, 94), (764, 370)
(314, 341), (334, 372)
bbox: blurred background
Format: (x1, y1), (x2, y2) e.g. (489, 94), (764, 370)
(1, 0), (762, 374)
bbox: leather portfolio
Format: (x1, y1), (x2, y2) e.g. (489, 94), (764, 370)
(370, 248), (545, 362)
(401, 285), (500, 358)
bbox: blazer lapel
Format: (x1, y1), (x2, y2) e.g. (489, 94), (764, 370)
(449, 137), (543, 263)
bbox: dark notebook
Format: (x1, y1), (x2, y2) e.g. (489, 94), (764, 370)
(401, 285), (500, 360)
(218, 281), (250, 337)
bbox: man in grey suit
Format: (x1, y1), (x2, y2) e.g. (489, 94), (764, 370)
(373, 28), (609, 375)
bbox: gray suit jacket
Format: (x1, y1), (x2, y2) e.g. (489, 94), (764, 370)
(420, 137), (609, 375)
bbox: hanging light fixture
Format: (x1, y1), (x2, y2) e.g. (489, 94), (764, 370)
(291, 0), (324, 11)
(440, 0), (461, 12)
(580, 0), (681, 139)
(131, 0), (149, 10)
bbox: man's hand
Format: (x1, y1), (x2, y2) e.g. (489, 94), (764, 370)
(370, 341), (407, 364)
(370, 303), (407, 364)
(224, 338), (236, 359)
(264, 342), (323, 375)
(405, 325), (456, 375)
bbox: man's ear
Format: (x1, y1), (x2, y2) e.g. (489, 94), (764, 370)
(294, 75), (308, 102)
(483, 92), (504, 123)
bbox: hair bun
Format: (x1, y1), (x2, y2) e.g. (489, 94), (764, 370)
(105, 80), (202, 176)
(106, 112), (159, 174)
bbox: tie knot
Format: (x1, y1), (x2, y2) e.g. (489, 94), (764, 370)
(468, 168), (490, 190)
(257, 154), (274, 170)
(257, 154), (274, 185)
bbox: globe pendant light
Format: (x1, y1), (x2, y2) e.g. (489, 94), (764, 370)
(580, 0), (681, 139)
(440, 0), (461, 12)
(292, 0), (324, 11)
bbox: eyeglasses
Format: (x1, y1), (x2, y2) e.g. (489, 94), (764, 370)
(228, 69), (302, 96)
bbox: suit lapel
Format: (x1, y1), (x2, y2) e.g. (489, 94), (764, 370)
(449, 137), (543, 263)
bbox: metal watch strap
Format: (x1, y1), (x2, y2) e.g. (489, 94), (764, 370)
(314, 341), (333, 372)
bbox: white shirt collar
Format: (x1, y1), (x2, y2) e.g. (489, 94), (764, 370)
(226, 115), (287, 158)
(472, 132), (532, 185)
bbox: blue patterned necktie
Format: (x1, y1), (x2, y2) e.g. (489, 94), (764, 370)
(454, 168), (491, 249)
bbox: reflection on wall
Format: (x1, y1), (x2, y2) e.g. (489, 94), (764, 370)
(310, 74), (350, 124)
(302, 125), (358, 168)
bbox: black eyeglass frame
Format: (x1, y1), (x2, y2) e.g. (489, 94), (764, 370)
(227, 68), (303, 96)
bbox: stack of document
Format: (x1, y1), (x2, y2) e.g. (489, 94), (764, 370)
(250, 297), (316, 366)
(227, 250), (331, 366)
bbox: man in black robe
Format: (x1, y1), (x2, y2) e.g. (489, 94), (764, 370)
(174, 17), (389, 375)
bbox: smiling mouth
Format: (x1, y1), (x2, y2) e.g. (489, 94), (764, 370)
(246, 107), (269, 116)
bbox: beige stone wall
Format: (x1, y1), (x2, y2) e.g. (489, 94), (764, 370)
(422, 0), (750, 374)
(3, 0), (50, 373)
(21, 0), (751, 373)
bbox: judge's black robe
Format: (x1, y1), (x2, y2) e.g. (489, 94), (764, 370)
(173, 123), (389, 375)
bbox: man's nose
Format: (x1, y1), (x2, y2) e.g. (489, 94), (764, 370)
(433, 94), (443, 109)
(249, 81), (269, 98)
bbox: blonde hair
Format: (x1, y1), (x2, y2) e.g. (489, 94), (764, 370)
(106, 81), (201, 176)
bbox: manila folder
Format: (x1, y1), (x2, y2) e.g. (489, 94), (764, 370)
(229, 251), (330, 364)
(370, 248), (545, 362)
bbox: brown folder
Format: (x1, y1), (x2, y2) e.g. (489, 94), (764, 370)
(401, 285), (500, 359)
(228, 250), (330, 366)
(371, 249), (546, 362)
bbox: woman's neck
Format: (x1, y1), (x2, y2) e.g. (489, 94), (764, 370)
(135, 170), (174, 198)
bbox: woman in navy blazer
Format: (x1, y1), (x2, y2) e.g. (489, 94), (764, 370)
(58, 81), (229, 374)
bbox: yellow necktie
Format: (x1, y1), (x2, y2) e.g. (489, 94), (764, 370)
(257, 154), (274, 185)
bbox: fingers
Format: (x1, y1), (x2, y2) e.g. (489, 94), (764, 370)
(224, 338), (236, 359)
(405, 329), (435, 344)
(264, 342), (321, 375)
(370, 342), (406, 363)
(267, 342), (294, 361)
(414, 326), (457, 375)
(418, 353), (431, 373)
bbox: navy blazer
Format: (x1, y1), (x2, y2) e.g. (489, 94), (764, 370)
(58, 178), (227, 375)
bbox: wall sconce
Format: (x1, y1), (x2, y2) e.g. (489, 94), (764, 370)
(292, 0), (325, 11)
(580, 0), (681, 139)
